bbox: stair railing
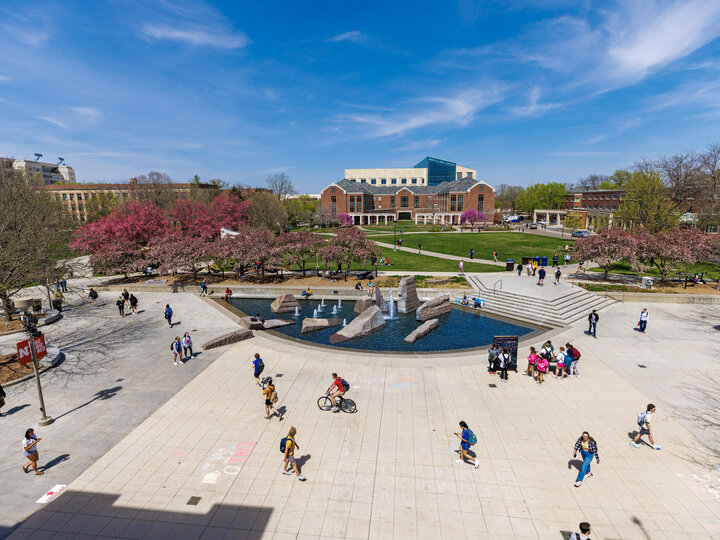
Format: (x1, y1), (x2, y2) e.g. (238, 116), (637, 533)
(493, 279), (502, 295)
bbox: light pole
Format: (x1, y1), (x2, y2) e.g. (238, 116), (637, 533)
(20, 313), (53, 426)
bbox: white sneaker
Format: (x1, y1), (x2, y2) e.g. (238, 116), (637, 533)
(332, 407), (339, 412)
(653, 445), (662, 450)
(174, 362), (178, 366)
(474, 460), (479, 469)
(298, 475), (307, 481)
(282, 469), (292, 475)
(630, 441), (639, 448)
(455, 459), (463, 463)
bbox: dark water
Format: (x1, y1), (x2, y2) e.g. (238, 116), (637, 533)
(231, 297), (535, 352)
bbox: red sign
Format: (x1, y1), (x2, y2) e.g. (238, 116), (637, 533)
(17, 339), (31, 365)
(34, 334), (47, 359)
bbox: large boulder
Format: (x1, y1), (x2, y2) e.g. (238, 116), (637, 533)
(270, 294), (300, 314)
(329, 306), (385, 344)
(239, 317), (265, 330)
(397, 276), (421, 314)
(404, 319), (439, 343)
(354, 297), (373, 314)
(416, 294), (451, 321)
(375, 286), (384, 310)
(262, 319), (295, 329)
(202, 328), (253, 350)
(301, 317), (343, 334)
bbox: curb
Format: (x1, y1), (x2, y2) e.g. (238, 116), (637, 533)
(3, 347), (63, 388)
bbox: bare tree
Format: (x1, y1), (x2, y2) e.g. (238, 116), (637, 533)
(248, 190), (288, 232)
(266, 172), (296, 202)
(656, 151), (702, 210)
(134, 171), (175, 208)
(699, 143), (720, 193)
(574, 174), (608, 191)
(494, 184), (522, 210)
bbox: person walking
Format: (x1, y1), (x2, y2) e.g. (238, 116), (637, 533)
(61, 278), (68, 293)
(171, 337), (183, 365)
(498, 347), (510, 382)
(630, 404), (661, 450)
(535, 354), (548, 385)
(0, 382), (6, 416)
(552, 253), (558, 267)
(253, 353), (264, 387)
(164, 304), (173, 327)
(638, 308), (649, 333)
(555, 346), (567, 378)
(469, 248), (474, 259)
(572, 431), (599, 487)
(458, 260), (464, 275)
(492, 250), (498, 262)
(129, 294), (139, 314)
(564, 252), (571, 265)
(566, 343), (581, 377)
(526, 261), (532, 276)
(88, 288), (99, 307)
(116, 296), (125, 317)
(281, 427), (306, 480)
(181, 332), (193, 360)
(23, 428), (44, 475)
(262, 378), (283, 420)
(554, 267), (561, 285)
(122, 288), (130, 309)
(537, 266), (546, 286)
(200, 280), (208, 296)
(570, 522), (592, 540)
(454, 421), (480, 468)
(525, 346), (538, 378)
(417, 243), (422, 254)
(587, 310), (599, 338)
(517, 263), (522, 277)
(487, 343), (499, 374)
(532, 260), (538, 276)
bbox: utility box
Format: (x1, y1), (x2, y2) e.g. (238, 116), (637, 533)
(641, 276), (653, 289)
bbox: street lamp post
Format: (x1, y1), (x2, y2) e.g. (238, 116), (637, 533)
(20, 313), (53, 426)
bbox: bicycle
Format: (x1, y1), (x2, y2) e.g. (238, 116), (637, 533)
(317, 392), (356, 413)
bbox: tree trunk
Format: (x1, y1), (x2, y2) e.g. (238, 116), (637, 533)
(2, 293), (13, 322)
(603, 266), (609, 279)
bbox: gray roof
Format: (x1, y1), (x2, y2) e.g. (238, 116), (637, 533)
(332, 177), (482, 195)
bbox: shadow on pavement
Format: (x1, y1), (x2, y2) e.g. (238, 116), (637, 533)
(53, 386), (123, 421)
(42, 453), (70, 471)
(2, 404), (30, 416)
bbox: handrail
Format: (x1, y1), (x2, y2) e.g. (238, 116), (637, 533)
(493, 279), (502, 295)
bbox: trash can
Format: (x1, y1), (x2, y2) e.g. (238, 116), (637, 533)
(505, 259), (515, 271)
(541, 256), (548, 266)
(51, 299), (63, 312)
(521, 256), (530, 265)
(533, 256), (542, 266)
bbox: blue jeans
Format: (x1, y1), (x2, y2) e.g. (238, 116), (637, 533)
(588, 322), (596, 337)
(577, 449), (593, 482)
(639, 320), (647, 332)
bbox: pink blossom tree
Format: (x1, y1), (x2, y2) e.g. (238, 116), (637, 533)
(636, 227), (711, 282)
(224, 227), (275, 278)
(212, 193), (251, 231)
(574, 227), (638, 279)
(276, 231), (325, 274)
(460, 209), (485, 231)
(148, 231), (211, 281)
(170, 199), (218, 239)
(337, 213), (353, 226)
(89, 243), (148, 277)
(319, 227), (380, 280)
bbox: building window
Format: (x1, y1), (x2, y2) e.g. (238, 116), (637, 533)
(457, 194), (464, 212)
(55, 194), (60, 201)
(411, 178), (417, 184)
(360, 179), (365, 183)
(357, 197), (362, 212)
(414, 196), (420, 208)
(331, 186), (336, 193)
(450, 194), (457, 212)
(349, 196), (355, 213)
(371, 179), (376, 184)
(391, 178), (397, 184)
(69, 193), (75, 201)
(613, 194), (618, 199)
(478, 194), (484, 210)
(390, 196), (395, 208)
(63, 194), (68, 200)
(400, 196), (409, 207)
(401, 178), (407, 184)
(381, 178), (387, 185)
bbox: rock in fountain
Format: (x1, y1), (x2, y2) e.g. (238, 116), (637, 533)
(397, 276), (421, 314)
(329, 306), (385, 344)
(404, 318), (439, 343)
(416, 293), (451, 321)
(301, 318), (343, 334)
(202, 328), (253, 350)
(354, 298), (372, 314)
(271, 293), (300, 314)
(375, 286), (384, 310)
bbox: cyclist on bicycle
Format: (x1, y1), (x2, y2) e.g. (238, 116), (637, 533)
(326, 372), (347, 412)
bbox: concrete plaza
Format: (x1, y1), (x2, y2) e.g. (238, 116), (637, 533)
(6, 298), (720, 539)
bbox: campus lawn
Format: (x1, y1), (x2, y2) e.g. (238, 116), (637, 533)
(587, 261), (720, 279)
(368, 231), (573, 263)
(376, 247), (501, 272)
(361, 220), (452, 233)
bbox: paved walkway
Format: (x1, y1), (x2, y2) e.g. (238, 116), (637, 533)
(8, 300), (720, 539)
(0, 292), (239, 537)
(371, 239), (503, 267)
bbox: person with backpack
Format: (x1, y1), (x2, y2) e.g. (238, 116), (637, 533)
(570, 522), (592, 540)
(540, 340), (554, 362)
(525, 346), (539, 378)
(200, 281), (208, 296)
(129, 294), (139, 314)
(253, 353), (264, 387)
(630, 404), (661, 450)
(566, 343), (581, 377)
(281, 427), (306, 481)
(116, 296), (125, 317)
(262, 378), (282, 420)
(171, 337), (183, 366)
(535, 354), (548, 385)
(88, 288), (98, 307)
(487, 343), (499, 374)
(554, 267), (561, 286)
(181, 332), (193, 359)
(572, 431), (599, 487)
(164, 304), (173, 327)
(326, 373), (348, 412)
(454, 421), (479, 469)
(497, 347), (510, 382)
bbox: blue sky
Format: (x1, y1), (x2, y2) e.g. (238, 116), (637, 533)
(2, 0), (720, 191)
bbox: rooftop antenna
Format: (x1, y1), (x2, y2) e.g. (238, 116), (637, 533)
(34, 153), (43, 161)
(57, 157), (65, 165)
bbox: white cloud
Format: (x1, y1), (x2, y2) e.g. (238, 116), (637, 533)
(142, 24), (249, 49)
(511, 86), (561, 116)
(328, 30), (365, 43)
(0, 75), (10, 82)
(3, 25), (50, 48)
(69, 106), (102, 119)
(38, 116), (69, 129)
(586, 118), (641, 144)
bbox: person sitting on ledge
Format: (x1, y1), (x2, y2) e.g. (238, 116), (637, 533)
(355, 282), (363, 291)
(302, 287), (313, 299)
(461, 294), (469, 306)
(473, 297), (483, 309)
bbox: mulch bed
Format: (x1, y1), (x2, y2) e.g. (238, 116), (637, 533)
(0, 352), (34, 385)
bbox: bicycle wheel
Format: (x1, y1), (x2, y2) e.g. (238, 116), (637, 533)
(341, 398), (357, 413)
(317, 395), (332, 411)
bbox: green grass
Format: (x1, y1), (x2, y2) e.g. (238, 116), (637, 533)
(376, 247), (501, 272)
(361, 220), (453, 233)
(587, 261), (720, 278)
(368, 231), (573, 263)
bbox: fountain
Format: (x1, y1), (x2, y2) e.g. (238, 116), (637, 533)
(313, 308), (318, 318)
(321, 298), (325, 307)
(294, 306), (300, 317)
(332, 305), (338, 315)
(338, 299), (342, 308)
(342, 318), (347, 326)
(385, 291), (396, 320)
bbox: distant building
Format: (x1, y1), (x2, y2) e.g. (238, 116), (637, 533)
(344, 156), (476, 187)
(563, 188), (624, 229)
(7, 158), (76, 184)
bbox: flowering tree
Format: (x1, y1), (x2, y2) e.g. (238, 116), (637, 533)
(212, 193), (251, 231)
(574, 227), (637, 279)
(319, 227), (381, 280)
(148, 231), (211, 280)
(460, 209), (485, 231)
(277, 231), (324, 274)
(224, 227), (275, 278)
(636, 227), (711, 282)
(337, 213), (353, 227)
(170, 199), (218, 239)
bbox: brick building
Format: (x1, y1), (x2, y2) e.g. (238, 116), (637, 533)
(320, 176), (495, 226)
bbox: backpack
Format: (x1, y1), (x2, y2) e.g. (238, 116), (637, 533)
(571, 348), (581, 360)
(271, 389), (278, 403)
(170, 341), (175, 351)
(280, 437), (288, 453)
(467, 430), (477, 445)
(340, 378), (350, 391)
(89, 290), (98, 299)
(255, 359), (264, 370)
(116, 299), (123, 307)
(637, 411), (647, 426)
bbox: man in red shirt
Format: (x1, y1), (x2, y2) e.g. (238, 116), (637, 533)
(326, 372), (346, 412)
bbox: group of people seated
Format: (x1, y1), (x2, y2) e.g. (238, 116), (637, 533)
(379, 257), (392, 266)
(458, 294), (484, 309)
